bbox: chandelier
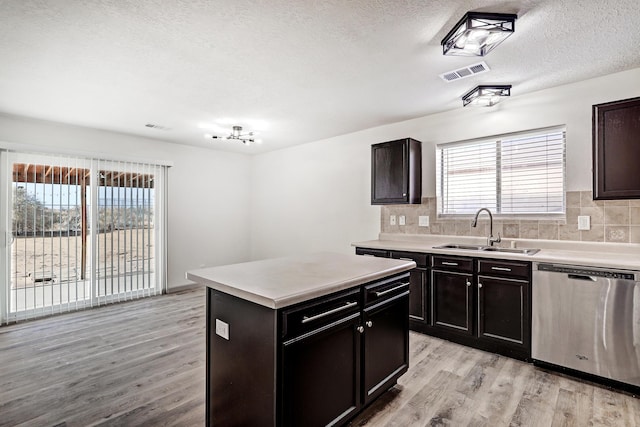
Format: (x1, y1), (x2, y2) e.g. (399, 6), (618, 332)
(210, 126), (259, 145)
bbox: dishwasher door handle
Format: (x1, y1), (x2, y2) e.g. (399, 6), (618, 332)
(568, 274), (597, 282)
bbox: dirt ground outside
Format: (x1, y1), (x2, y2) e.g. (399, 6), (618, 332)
(10, 229), (155, 289)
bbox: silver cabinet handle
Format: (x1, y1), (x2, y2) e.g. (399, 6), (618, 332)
(301, 301), (358, 324)
(442, 261), (458, 266)
(491, 266), (511, 272)
(366, 320), (373, 328)
(466, 281), (471, 287)
(399, 257), (414, 261)
(357, 326), (365, 333)
(374, 282), (409, 297)
(478, 283), (483, 288)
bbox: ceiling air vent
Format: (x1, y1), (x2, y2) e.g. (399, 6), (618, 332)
(145, 123), (170, 130)
(439, 61), (490, 83)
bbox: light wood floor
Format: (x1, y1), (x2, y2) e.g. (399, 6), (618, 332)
(1, 288), (639, 427)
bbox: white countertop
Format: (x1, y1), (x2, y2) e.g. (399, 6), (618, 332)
(185, 252), (416, 309)
(353, 234), (640, 271)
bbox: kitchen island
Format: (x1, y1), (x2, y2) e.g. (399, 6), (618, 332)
(186, 252), (416, 427)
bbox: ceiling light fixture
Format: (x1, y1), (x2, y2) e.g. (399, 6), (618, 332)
(209, 125), (261, 145)
(462, 85), (511, 107)
(441, 12), (517, 56)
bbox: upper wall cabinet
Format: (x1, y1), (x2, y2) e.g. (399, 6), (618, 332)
(371, 138), (422, 205)
(593, 97), (640, 200)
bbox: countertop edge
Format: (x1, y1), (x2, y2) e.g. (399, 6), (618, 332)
(273, 263), (415, 308)
(352, 239), (640, 271)
(186, 260), (416, 310)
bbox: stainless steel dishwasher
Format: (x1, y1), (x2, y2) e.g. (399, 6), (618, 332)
(532, 262), (640, 387)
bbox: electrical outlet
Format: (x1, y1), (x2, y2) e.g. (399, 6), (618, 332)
(399, 215), (406, 226)
(390, 215), (396, 226)
(418, 216), (429, 227)
(578, 215), (591, 231)
(215, 319), (229, 340)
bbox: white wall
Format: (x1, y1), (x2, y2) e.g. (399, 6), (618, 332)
(0, 114), (252, 289)
(250, 67), (640, 259)
(2, 67), (639, 269)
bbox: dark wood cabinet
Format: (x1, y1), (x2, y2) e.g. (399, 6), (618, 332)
(427, 255), (531, 361)
(282, 314), (361, 426)
(206, 271), (411, 427)
(407, 268), (428, 323)
(371, 138), (422, 205)
(206, 289), (277, 426)
(431, 255), (473, 336)
(389, 251), (429, 327)
(355, 247), (389, 258)
(354, 247), (533, 361)
(593, 96), (640, 199)
(356, 248), (430, 329)
(362, 285), (409, 405)
(280, 273), (409, 427)
(432, 269), (473, 335)
(477, 276), (526, 343)
(476, 259), (531, 359)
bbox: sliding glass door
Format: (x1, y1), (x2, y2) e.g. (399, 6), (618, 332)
(0, 152), (167, 323)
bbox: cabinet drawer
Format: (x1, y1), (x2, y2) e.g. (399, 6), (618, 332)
(478, 259), (530, 279)
(356, 247), (389, 258)
(281, 289), (360, 340)
(432, 255), (473, 273)
(390, 251), (428, 268)
(364, 273), (410, 307)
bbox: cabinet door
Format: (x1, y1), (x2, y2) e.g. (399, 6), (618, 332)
(363, 292), (409, 405)
(371, 140), (407, 204)
(432, 270), (473, 335)
(409, 268), (428, 323)
(593, 97), (640, 199)
(281, 315), (361, 427)
(478, 276), (529, 346)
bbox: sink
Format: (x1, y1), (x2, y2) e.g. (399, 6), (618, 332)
(432, 244), (485, 250)
(481, 247), (540, 255)
(433, 244), (540, 256)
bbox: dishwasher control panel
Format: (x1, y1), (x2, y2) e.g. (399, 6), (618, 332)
(537, 263), (637, 280)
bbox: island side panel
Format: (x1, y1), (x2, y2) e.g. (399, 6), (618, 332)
(206, 288), (277, 426)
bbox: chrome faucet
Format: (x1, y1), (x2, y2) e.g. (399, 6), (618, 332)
(471, 208), (501, 247)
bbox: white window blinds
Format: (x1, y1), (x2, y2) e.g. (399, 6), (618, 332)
(436, 127), (566, 216)
(1, 151), (168, 323)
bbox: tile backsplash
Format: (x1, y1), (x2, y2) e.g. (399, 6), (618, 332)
(381, 191), (640, 244)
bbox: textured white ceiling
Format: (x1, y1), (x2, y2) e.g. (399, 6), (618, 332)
(1, 0), (639, 154)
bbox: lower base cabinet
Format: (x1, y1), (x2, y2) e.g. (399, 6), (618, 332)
(206, 273), (410, 427)
(282, 314), (361, 427)
(476, 259), (531, 358)
(429, 256), (531, 360)
(389, 251), (429, 329)
(363, 291), (409, 405)
(432, 269), (473, 335)
(354, 247), (532, 361)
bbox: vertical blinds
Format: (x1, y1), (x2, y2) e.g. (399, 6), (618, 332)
(1, 151), (167, 323)
(436, 127), (566, 215)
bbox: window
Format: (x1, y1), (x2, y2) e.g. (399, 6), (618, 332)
(436, 127), (566, 216)
(0, 151), (168, 323)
